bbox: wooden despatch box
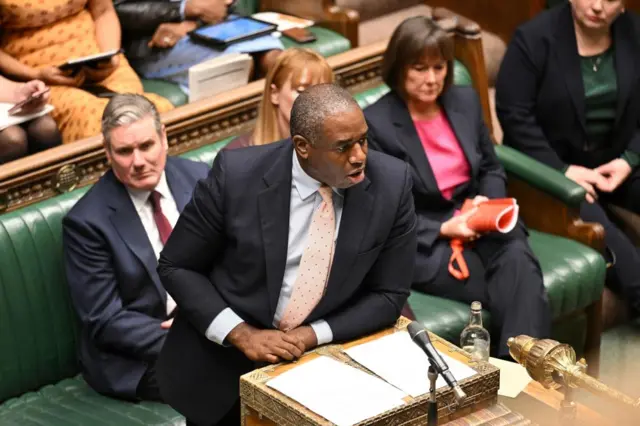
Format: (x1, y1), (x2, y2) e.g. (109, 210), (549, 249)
(240, 317), (501, 426)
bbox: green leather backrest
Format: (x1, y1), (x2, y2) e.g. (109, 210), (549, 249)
(233, 0), (258, 15)
(0, 188), (88, 402)
(0, 58), (473, 402)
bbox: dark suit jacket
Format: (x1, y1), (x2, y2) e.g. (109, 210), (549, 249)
(364, 86), (506, 285)
(63, 157), (209, 400)
(496, 2), (640, 170)
(155, 140), (417, 425)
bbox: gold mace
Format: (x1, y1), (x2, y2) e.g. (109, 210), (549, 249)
(507, 335), (640, 409)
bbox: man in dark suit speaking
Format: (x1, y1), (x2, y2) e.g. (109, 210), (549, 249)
(156, 84), (418, 426)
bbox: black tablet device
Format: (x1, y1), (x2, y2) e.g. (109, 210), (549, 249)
(59, 49), (123, 73)
(188, 16), (277, 47)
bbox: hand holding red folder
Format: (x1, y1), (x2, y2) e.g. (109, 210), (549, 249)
(448, 198), (519, 280)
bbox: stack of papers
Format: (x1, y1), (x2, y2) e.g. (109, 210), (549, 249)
(266, 356), (407, 426)
(345, 331), (477, 397)
(252, 12), (314, 32)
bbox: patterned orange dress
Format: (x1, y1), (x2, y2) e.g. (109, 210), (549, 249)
(0, 0), (174, 143)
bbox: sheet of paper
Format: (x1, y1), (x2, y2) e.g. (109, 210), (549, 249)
(0, 103), (54, 131)
(345, 331), (477, 398)
(489, 357), (532, 398)
(266, 355), (407, 426)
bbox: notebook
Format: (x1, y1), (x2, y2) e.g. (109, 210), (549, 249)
(0, 103), (55, 131)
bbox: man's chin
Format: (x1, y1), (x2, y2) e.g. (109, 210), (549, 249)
(128, 174), (160, 191)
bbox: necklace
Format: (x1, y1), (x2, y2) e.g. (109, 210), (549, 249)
(591, 55), (603, 72)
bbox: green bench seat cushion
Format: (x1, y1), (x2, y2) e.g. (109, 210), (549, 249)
(0, 377), (182, 426)
(280, 27), (351, 58)
(142, 79), (188, 108)
(409, 230), (605, 349)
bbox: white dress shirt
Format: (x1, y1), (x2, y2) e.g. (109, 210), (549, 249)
(206, 152), (344, 346)
(127, 172), (179, 315)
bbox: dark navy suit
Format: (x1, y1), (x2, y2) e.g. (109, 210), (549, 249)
(63, 157), (209, 399)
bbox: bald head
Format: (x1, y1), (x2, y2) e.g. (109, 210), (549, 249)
(290, 84), (360, 146)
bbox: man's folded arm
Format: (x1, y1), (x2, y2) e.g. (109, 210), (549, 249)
(324, 164), (417, 342)
(158, 151), (230, 335)
(63, 217), (166, 361)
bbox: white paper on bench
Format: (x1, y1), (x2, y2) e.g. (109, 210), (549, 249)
(345, 331), (477, 398)
(266, 355), (407, 426)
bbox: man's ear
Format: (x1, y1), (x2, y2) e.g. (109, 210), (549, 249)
(160, 124), (168, 150)
(293, 134), (311, 160)
(269, 83), (280, 106)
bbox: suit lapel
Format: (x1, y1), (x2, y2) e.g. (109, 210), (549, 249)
(311, 177), (373, 318)
(555, 8), (587, 133)
(440, 92), (479, 179)
(164, 159), (192, 212)
(612, 16), (636, 129)
(258, 144), (293, 319)
(390, 94), (439, 193)
(107, 172), (166, 303)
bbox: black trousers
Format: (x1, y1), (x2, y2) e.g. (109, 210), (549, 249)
(414, 226), (552, 357)
(186, 400), (241, 426)
(580, 168), (640, 316)
(136, 364), (163, 402)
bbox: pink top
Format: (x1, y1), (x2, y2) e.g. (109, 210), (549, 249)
(414, 112), (471, 199)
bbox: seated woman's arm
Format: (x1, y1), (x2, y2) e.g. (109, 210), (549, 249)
(473, 90), (507, 200)
(0, 49), (40, 82)
(89, 0), (122, 52)
(495, 29), (566, 171)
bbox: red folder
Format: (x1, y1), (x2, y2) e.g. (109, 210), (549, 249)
(448, 198), (519, 280)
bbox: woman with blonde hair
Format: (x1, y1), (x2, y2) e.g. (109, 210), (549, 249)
(226, 48), (334, 149)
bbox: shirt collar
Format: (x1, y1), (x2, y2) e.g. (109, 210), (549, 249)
(292, 151), (343, 201)
(127, 171), (171, 212)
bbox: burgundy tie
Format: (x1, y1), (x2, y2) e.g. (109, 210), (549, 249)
(149, 190), (172, 245)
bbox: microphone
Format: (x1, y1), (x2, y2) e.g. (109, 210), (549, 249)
(407, 321), (467, 404)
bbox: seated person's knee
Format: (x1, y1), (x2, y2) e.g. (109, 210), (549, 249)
(0, 125), (29, 163)
(26, 115), (62, 153)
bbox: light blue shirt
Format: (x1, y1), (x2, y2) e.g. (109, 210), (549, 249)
(205, 152), (344, 346)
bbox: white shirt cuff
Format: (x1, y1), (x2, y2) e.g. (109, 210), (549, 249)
(310, 320), (333, 346)
(205, 307), (244, 345)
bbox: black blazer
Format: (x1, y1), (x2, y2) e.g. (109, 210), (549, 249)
(155, 140), (417, 425)
(496, 2), (640, 170)
(364, 86), (506, 284)
(62, 157), (209, 400)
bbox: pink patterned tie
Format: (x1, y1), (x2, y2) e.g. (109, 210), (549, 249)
(279, 185), (335, 331)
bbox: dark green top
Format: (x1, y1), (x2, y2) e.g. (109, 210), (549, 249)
(580, 47), (640, 168)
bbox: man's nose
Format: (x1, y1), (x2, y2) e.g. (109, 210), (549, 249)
(132, 149), (145, 168)
(349, 142), (366, 165)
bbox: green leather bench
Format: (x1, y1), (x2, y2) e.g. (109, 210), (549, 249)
(140, 0), (351, 107)
(0, 61), (604, 423)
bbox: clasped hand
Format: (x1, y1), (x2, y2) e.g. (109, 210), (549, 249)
(565, 159), (632, 203)
(227, 323), (317, 364)
(439, 195), (487, 240)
